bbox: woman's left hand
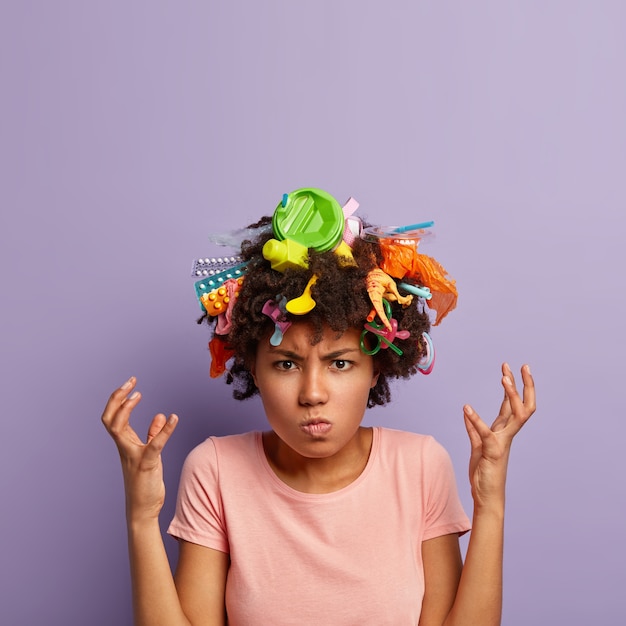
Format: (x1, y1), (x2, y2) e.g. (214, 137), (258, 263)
(463, 363), (536, 509)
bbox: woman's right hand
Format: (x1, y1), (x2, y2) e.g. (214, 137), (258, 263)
(101, 377), (179, 523)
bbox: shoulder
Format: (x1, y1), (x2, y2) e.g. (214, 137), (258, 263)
(181, 431), (259, 478)
(377, 427), (446, 455)
(375, 427), (455, 472)
(186, 431), (257, 458)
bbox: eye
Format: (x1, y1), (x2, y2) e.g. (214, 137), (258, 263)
(275, 360), (295, 371)
(331, 359), (352, 371)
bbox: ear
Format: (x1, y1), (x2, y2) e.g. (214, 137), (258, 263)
(370, 368), (380, 389)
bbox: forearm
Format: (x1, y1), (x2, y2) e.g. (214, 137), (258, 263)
(443, 363), (535, 626)
(443, 503), (505, 626)
(127, 517), (191, 626)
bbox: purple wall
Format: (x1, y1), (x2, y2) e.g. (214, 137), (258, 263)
(2, 1), (625, 624)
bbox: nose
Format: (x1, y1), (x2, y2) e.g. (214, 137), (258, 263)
(298, 367), (329, 406)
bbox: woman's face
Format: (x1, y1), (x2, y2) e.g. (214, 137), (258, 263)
(251, 322), (379, 461)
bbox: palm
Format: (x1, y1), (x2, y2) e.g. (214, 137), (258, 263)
(101, 378), (179, 520)
(464, 364), (535, 507)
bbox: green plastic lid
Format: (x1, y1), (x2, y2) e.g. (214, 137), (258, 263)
(272, 188), (344, 253)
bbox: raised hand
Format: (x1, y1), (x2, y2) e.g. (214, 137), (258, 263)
(463, 363), (536, 509)
(101, 377), (179, 522)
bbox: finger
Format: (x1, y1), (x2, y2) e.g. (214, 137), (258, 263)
(101, 377), (137, 427)
(493, 391), (511, 429)
(502, 372), (533, 431)
(497, 386), (511, 414)
(147, 413), (167, 443)
(502, 363), (535, 410)
(107, 390), (143, 440)
(491, 366), (513, 429)
(520, 364), (536, 413)
(501, 362), (519, 395)
(500, 362), (514, 398)
(464, 415), (482, 451)
(463, 405), (491, 447)
(144, 414), (179, 460)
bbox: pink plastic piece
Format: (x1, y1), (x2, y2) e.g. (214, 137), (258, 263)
(342, 197), (360, 246)
(214, 279), (240, 335)
(262, 299), (292, 345)
(363, 317), (410, 349)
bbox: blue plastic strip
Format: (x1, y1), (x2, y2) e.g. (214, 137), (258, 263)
(194, 262), (248, 310)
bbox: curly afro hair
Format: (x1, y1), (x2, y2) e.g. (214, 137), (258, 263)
(198, 215), (433, 408)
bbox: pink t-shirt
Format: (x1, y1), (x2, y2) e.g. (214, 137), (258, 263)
(168, 427), (470, 625)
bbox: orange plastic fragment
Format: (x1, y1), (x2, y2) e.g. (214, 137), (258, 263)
(208, 336), (235, 378)
(378, 240), (416, 280)
(201, 277), (244, 317)
(411, 254), (457, 325)
(379, 240), (457, 326)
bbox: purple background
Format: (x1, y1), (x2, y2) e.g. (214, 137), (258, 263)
(2, 1), (625, 624)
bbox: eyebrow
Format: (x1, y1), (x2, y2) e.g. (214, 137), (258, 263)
(268, 348), (362, 360)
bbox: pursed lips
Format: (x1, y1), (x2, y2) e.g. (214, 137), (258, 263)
(300, 418), (332, 436)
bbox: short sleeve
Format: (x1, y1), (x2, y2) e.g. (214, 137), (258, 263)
(422, 437), (471, 541)
(167, 438), (230, 553)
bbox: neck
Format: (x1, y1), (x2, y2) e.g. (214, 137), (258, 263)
(262, 427), (373, 494)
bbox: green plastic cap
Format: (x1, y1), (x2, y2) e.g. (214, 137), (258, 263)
(272, 188), (344, 253)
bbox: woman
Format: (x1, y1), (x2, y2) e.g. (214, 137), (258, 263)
(102, 188), (535, 625)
